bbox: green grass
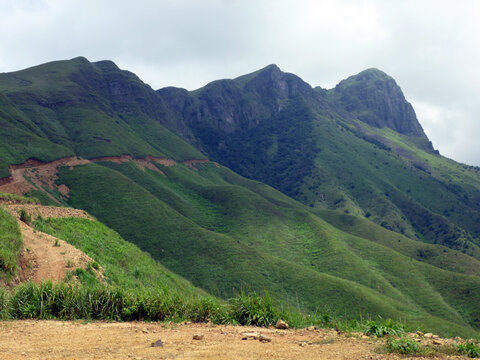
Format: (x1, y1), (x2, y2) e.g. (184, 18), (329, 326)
(385, 336), (419, 355)
(364, 318), (405, 337)
(0, 207), (22, 278)
(50, 160), (480, 338)
(0, 57), (204, 178)
(33, 217), (202, 294)
(0, 191), (39, 204)
(456, 342), (480, 358)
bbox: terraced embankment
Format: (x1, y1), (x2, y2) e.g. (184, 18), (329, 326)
(0, 156), (216, 202)
(2, 202), (101, 283)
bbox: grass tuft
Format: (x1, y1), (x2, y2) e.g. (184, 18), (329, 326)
(18, 209), (31, 225)
(364, 318), (405, 337)
(385, 336), (419, 355)
(456, 342), (480, 358)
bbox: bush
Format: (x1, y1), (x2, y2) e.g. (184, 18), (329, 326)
(18, 209), (31, 225)
(386, 337), (419, 355)
(364, 318), (404, 337)
(225, 292), (281, 327)
(456, 342), (480, 358)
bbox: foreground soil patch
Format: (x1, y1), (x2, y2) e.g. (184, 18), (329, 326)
(0, 321), (464, 359)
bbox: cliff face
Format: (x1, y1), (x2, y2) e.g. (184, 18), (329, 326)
(156, 64), (480, 255)
(158, 64), (326, 135)
(328, 68), (427, 138)
(159, 65), (432, 148)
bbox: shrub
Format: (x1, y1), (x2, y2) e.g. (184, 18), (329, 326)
(386, 337), (419, 355)
(226, 292), (281, 327)
(18, 209), (31, 225)
(364, 318), (405, 337)
(456, 342), (480, 358)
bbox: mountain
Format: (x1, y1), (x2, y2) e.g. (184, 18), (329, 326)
(0, 56), (203, 179)
(158, 64), (480, 254)
(1, 58), (480, 337)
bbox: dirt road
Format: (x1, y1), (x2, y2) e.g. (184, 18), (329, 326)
(0, 321), (464, 360)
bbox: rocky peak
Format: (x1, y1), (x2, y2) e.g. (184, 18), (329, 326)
(239, 64), (314, 106)
(330, 68), (428, 139)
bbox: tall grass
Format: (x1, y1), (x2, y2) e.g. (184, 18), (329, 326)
(0, 207), (22, 276)
(4, 281), (218, 321)
(0, 281), (413, 337)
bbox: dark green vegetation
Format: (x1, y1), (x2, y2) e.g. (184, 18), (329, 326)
(385, 337), (420, 355)
(0, 207), (22, 279)
(364, 318), (405, 338)
(456, 342), (480, 358)
(159, 65), (480, 255)
(1, 58), (480, 338)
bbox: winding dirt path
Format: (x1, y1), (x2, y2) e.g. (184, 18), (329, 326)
(3, 203), (101, 284)
(0, 155), (217, 199)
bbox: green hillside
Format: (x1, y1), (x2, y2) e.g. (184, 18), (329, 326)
(51, 159), (480, 337)
(158, 65), (480, 256)
(1, 58), (480, 337)
(0, 57), (203, 177)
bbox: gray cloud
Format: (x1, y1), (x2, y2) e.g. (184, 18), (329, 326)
(0, 0), (479, 165)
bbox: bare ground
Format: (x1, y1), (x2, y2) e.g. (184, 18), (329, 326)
(3, 203), (102, 284)
(0, 321), (465, 360)
(0, 155), (214, 200)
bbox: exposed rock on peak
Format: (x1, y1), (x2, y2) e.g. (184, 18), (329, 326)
(93, 60), (121, 71)
(158, 64), (323, 135)
(330, 68), (428, 140)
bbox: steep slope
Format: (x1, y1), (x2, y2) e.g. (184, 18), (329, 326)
(327, 68), (430, 141)
(0, 57), (203, 178)
(1, 58), (480, 337)
(158, 65), (480, 255)
(51, 157), (480, 337)
(0, 193), (205, 297)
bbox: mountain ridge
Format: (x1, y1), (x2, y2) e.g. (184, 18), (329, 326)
(1, 57), (480, 338)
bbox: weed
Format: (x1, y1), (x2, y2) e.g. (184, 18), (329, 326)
(18, 209), (31, 225)
(66, 259), (74, 268)
(223, 292), (281, 327)
(364, 318), (404, 337)
(386, 337), (419, 355)
(456, 342), (480, 358)
(53, 239), (60, 247)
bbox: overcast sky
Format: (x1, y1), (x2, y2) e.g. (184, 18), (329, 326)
(0, 0), (479, 166)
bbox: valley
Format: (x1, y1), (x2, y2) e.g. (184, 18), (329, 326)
(0, 57), (480, 349)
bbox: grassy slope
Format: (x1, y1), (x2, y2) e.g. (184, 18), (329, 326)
(2, 59), (480, 337)
(172, 69), (480, 257)
(0, 57), (204, 177)
(0, 206), (22, 278)
(298, 110), (480, 253)
(55, 160), (480, 337)
(33, 217), (203, 296)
